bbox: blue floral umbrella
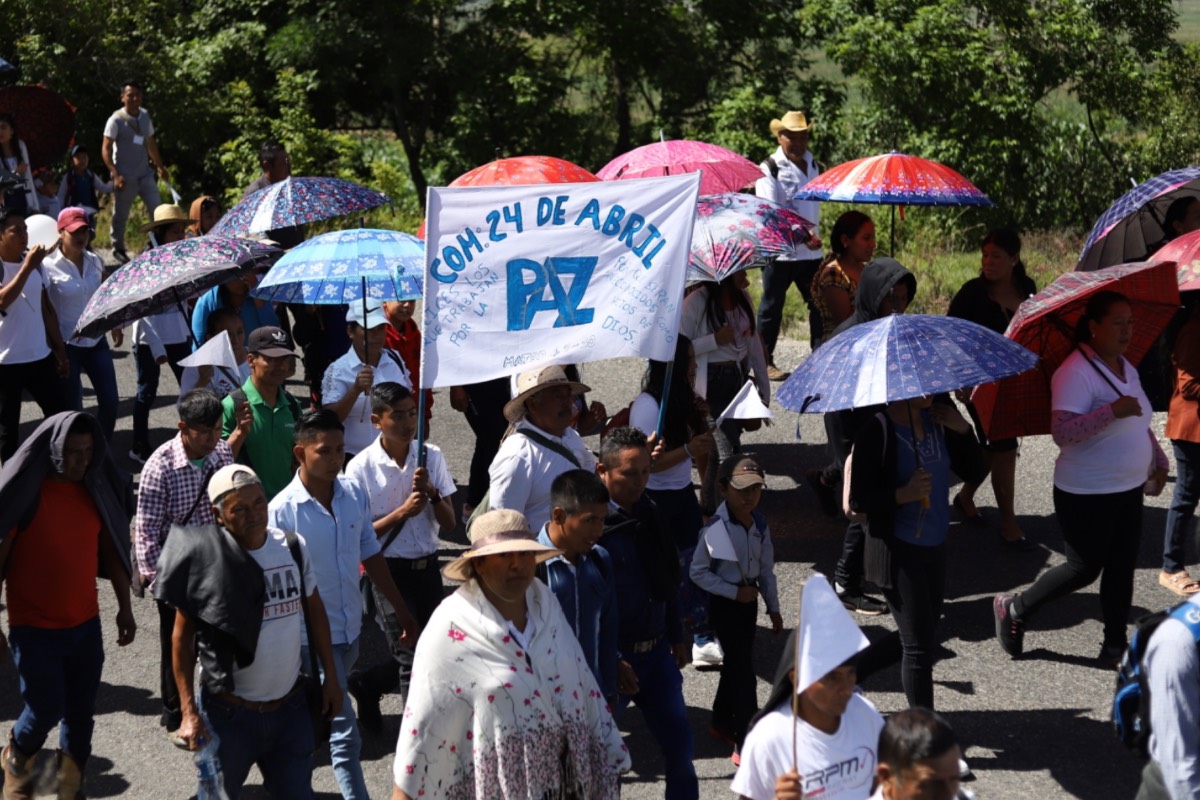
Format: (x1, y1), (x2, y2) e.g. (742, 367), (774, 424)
(251, 228), (423, 305)
(775, 314), (1038, 414)
(209, 176), (392, 238)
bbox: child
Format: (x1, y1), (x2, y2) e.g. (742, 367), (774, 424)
(55, 145), (113, 236)
(690, 455), (783, 762)
(535, 469), (619, 705)
(344, 381), (455, 733)
(176, 307), (250, 406)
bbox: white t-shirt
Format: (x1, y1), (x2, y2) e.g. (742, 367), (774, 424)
(43, 249), (106, 348)
(0, 260), (51, 364)
(321, 347), (412, 454)
(229, 528), (315, 702)
(1051, 347), (1153, 494)
(345, 438), (455, 559)
(731, 694), (883, 800)
(629, 392), (694, 491)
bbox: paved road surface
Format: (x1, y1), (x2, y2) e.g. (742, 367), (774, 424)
(1, 334), (1171, 798)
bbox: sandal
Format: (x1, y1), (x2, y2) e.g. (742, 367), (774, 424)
(1159, 570), (1200, 596)
(953, 493), (987, 527)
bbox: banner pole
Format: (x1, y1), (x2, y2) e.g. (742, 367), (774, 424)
(654, 360), (674, 438)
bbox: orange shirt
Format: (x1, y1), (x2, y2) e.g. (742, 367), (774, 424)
(5, 480), (101, 628)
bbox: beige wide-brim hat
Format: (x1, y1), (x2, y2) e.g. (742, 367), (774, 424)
(769, 110), (813, 137)
(442, 508), (561, 582)
(139, 203), (197, 233)
(502, 364), (590, 423)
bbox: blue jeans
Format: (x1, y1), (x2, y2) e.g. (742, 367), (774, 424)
(200, 683), (315, 800)
(302, 639), (367, 800)
(133, 341), (189, 447)
(1164, 440), (1200, 574)
(8, 616), (104, 766)
(617, 641), (698, 800)
(67, 339), (119, 440)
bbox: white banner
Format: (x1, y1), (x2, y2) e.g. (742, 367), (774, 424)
(420, 173), (701, 388)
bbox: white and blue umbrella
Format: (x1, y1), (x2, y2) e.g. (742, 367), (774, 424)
(252, 228), (423, 305)
(775, 314), (1039, 414)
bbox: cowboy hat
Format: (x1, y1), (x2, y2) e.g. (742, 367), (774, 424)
(502, 364), (590, 423)
(138, 203), (196, 233)
(442, 509), (560, 582)
(769, 111), (813, 137)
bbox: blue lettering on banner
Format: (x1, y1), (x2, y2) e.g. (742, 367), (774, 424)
(573, 199), (602, 230)
(506, 256), (597, 331)
(486, 202), (525, 242)
(430, 226), (486, 284)
(536, 196), (569, 226)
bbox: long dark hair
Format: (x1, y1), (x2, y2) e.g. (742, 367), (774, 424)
(642, 335), (707, 447)
(702, 275), (755, 337)
(980, 228), (1029, 285)
(828, 210), (873, 260)
(0, 113), (23, 162)
(1074, 290), (1130, 345)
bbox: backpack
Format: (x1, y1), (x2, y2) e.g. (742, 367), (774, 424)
(841, 412), (890, 523)
(1112, 600), (1200, 755)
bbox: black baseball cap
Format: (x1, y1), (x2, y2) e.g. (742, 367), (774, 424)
(246, 326), (295, 357)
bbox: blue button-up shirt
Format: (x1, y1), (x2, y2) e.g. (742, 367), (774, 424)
(268, 473), (380, 645)
(535, 525), (618, 700)
(600, 497), (683, 648)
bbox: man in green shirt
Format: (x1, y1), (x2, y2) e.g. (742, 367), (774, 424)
(221, 326), (303, 498)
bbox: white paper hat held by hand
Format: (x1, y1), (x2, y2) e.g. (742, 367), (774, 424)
(715, 379), (773, 426)
(178, 329), (239, 370)
(795, 573), (871, 696)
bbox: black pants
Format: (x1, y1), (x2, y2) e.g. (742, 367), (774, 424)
(133, 342), (189, 448)
(835, 521), (867, 591)
(156, 600), (181, 730)
(354, 556), (446, 698)
(756, 258), (822, 356)
(464, 378), (511, 507)
(1015, 486), (1143, 647)
(708, 594), (759, 746)
(0, 355), (68, 462)
(881, 540), (946, 709)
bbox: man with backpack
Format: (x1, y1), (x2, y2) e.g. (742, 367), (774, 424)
(754, 110), (823, 378)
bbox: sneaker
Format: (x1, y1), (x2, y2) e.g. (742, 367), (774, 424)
(692, 640), (724, 669)
(766, 364), (790, 382)
(128, 442), (152, 465)
(348, 673), (384, 736)
(805, 469), (839, 518)
(993, 593), (1024, 658)
(958, 756), (972, 779)
(835, 583), (889, 616)
(112, 247), (130, 265)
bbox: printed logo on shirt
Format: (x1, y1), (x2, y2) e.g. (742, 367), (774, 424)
(262, 564), (301, 620)
(802, 746), (876, 797)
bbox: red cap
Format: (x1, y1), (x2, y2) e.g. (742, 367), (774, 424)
(58, 207), (89, 233)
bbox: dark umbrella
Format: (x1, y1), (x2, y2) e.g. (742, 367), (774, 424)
(1077, 167), (1200, 271)
(0, 55), (15, 76)
(209, 176), (391, 238)
(0, 85), (76, 170)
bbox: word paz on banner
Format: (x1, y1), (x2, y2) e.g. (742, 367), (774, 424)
(507, 256), (596, 331)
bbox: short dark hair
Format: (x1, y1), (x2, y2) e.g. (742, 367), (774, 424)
(551, 469), (610, 515)
(205, 307), (241, 338)
(370, 381), (414, 414)
(294, 408), (344, 443)
(0, 205), (25, 230)
(877, 708), (959, 775)
(179, 389), (223, 427)
(599, 425), (646, 469)
(259, 140), (287, 165)
(120, 79), (143, 93)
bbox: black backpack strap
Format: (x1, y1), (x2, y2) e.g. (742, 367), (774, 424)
(761, 158), (779, 179)
(515, 428), (582, 468)
(182, 465), (217, 525)
(284, 531), (322, 679)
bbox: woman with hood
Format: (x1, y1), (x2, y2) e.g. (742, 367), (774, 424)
(186, 195), (222, 237)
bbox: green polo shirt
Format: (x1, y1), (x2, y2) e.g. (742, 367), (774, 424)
(221, 378), (300, 499)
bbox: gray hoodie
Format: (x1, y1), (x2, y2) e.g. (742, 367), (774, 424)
(833, 257), (918, 337)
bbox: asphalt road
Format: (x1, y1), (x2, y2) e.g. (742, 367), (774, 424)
(1, 331), (1175, 799)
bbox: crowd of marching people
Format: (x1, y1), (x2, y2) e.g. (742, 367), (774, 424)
(2, 82), (1200, 800)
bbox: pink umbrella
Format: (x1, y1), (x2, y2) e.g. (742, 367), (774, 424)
(597, 140), (763, 196)
(1149, 229), (1200, 292)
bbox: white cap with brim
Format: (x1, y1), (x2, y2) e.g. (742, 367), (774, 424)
(347, 303), (389, 330)
(502, 365), (590, 423)
(795, 573), (871, 695)
(207, 464), (262, 504)
(442, 508), (561, 582)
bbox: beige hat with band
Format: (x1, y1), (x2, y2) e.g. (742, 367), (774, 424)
(139, 203), (197, 233)
(502, 364), (590, 423)
(769, 111), (813, 137)
(442, 509), (561, 582)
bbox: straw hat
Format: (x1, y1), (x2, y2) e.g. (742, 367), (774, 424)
(502, 364), (590, 423)
(769, 111), (813, 137)
(442, 509), (560, 582)
(139, 203), (196, 233)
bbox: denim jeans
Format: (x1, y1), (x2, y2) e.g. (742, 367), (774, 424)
(617, 640), (699, 800)
(67, 339), (119, 440)
(132, 341), (189, 447)
(302, 639), (367, 800)
(200, 683), (315, 800)
(1164, 440), (1200, 574)
(9, 616), (104, 766)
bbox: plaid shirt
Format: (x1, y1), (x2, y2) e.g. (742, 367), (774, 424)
(134, 434), (234, 582)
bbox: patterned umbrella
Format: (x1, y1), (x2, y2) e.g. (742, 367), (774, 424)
(688, 194), (815, 283)
(0, 85), (76, 170)
(970, 260), (1180, 440)
(1078, 167), (1200, 271)
(209, 176), (391, 238)
(252, 228), (423, 305)
(450, 156), (598, 187)
(775, 314), (1037, 414)
(597, 139), (763, 196)
(794, 152), (992, 207)
(1147, 226), (1200, 292)
(74, 236), (282, 339)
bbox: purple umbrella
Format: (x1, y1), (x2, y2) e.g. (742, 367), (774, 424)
(209, 176), (392, 238)
(74, 236), (282, 339)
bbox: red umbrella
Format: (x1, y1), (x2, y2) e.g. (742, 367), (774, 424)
(1149, 230), (1200, 292)
(596, 139), (762, 196)
(971, 261), (1181, 440)
(0, 85), (76, 170)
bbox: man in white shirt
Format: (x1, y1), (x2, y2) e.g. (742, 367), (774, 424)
(755, 110), (823, 379)
(486, 365), (597, 532)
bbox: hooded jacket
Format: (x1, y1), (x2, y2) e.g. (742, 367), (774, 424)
(0, 411), (133, 578)
(832, 257), (918, 337)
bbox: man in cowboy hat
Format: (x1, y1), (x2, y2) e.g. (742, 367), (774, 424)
(102, 79), (171, 264)
(755, 110), (823, 380)
(486, 364), (597, 532)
